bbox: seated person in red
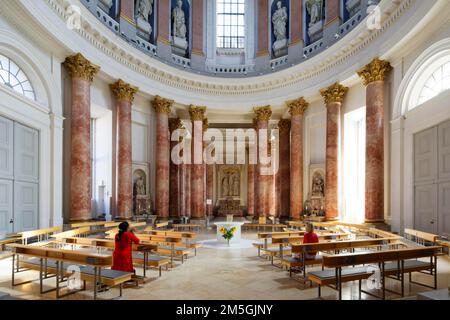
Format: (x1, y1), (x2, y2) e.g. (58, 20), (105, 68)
(303, 222), (319, 260)
(112, 221), (140, 273)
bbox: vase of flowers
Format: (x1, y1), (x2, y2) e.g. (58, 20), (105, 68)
(219, 226), (237, 246)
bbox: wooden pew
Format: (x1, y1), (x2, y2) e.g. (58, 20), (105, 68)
(8, 244), (132, 300)
(172, 224), (203, 232)
(287, 221), (305, 230)
(52, 227), (91, 239)
(308, 246), (442, 300)
(51, 237), (167, 279)
(15, 226), (63, 245)
(243, 223), (287, 232)
(286, 238), (403, 278)
(404, 229), (439, 245)
(143, 230), (201, 255)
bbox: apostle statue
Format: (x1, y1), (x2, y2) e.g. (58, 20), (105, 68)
(172, 0), (187, 39)
(135, 0), (153, 36)
(222, 176), (230, 197)
(136, 176), (146, 196)
(311, 172), (324, 197)
(306, 0), (323, 26)
(232, 172), (240, 196)
(272, 1), (288, 42)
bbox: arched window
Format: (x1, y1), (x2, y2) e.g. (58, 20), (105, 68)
(216, 0), (245, 49)
(417, 61), (450, 106)
(0, 54), (36, 100)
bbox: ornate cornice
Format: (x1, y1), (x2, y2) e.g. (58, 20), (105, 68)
(110, 79), (138, 103)
(320, 83), (348, 104)
(189, 105), (207, 121)
(63, 53), (99, 82)
(40, 0), (412, 98)
(278, 119), (291, 133)
(288, 98), (309, 116)
(169, 118), (184, 133)
(254, 106), (272, 121)
(152, 96), (173, 114)
(357, 58), (393, 86)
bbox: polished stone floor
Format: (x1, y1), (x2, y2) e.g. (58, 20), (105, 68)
(0, 229), (449, 300)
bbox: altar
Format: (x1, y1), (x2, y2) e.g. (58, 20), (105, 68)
(214, 222), (245, 244)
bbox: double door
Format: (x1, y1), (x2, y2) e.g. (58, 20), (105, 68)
(414, 120), (450, 237)
(0, 115), (39, 234)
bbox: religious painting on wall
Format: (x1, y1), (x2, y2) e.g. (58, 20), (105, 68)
(218, 165), (241, 199)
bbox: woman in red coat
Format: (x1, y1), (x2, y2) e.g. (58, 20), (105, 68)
(112, 221), (140, 273)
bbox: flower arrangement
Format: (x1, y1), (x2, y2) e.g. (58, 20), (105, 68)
(219, 226), (237, 245)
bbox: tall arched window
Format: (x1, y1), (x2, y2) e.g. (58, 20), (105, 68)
(0, 54), (35, 100)
(216, 0), (245, 49)
(417, 61), (450, 106)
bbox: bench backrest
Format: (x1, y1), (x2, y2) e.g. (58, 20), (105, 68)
(52, 227), (91, 239)
(258, 231), (303, 239)
(8, 244), (112, 267)
(404, 228), (439, 244)
(291, 238), (397, 253)
(56, 237), (157, 252)
(18, 226), (63, 240)
(322, 246), (442, 268)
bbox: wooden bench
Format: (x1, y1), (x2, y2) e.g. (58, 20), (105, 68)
(18, 226), (63, 245)
(51, 237), (160, 279)
(172, 224), (203, 232)
(139, 230), (201, 256)
(404, 229), (439, 245)
(308, 246), (442, 300)
(8, 244), (132, 300)
(243, 223), (287, 232)
(287, 238), (402, 278)
(52, 227), (91, 240)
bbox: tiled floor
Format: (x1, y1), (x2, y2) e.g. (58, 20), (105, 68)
(0, 229), (449, 300)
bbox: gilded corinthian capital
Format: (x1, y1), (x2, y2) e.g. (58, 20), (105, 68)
(189, 105), (207, 121)
(152, 96), (174, 114)
(110, 79), (138, 103)
(288, 97), (308, 116)
(169, 118), (184, 133)
(202, 117), (209, 132)
(63, 53), (100, 82)
(320, 83), (348, 104)
(254, 106), (272, 121)
(278, 119), (291, 133)
(357, 58), (392, 86)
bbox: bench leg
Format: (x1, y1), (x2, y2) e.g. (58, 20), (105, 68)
(119, 283), (123, 297)
(358, 280), (362, 300)
(318, 285), (321, 297)
(159, 266), (162, 277)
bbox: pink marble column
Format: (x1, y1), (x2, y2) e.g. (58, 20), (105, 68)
(247, 163), (255, 216)
(278, 119), (291, 219)
(358, 58), (392, 223)
(169, 118), (183, 217)
(184, 164), (191, 217)
(254, 106), (272, 217)
(289, 98), (308, 220)
(152, 96), (173, 219)
(110, 80), (138, 219)
(189, 106), (207, 219)
(63, 53), (99, 221)
(320, 83), (348, 221)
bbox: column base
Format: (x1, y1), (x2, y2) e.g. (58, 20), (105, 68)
(364, 219), (386, 224)
(325, 217), (340, 222)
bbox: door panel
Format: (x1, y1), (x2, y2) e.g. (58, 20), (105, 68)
(0, 179), (13, 234)
(14, 123), (39, 183)
(438, 120), (450, 180)
(439, 182), (450, 238)
(414, 127), (437, 183)
(414, 184), (438, 234)
(0, 116), (14, 180)
(13, 181), (38, 232)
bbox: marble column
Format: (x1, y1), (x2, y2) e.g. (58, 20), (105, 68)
(289, 98), (308, 220)
(184, 162), (191, 217)
(152, 96), (174, 218)
(358, 58), (392, 223)
(203, 118), (214, 217)
(252, 119), (259, 217)
(320, 83), (348, 221)
(169, 118), (184, 218)
(268, 140), (276, 217)
(247, 161), (255, 216)
(110, 79), (138, 219)
(189, 106), (207, 219)
(278, 119), (291, 219)
(63, 53), (100, 221)
(254, 106), (272, 217)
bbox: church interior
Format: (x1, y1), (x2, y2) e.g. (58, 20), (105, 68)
(0, 0), (450, 303)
